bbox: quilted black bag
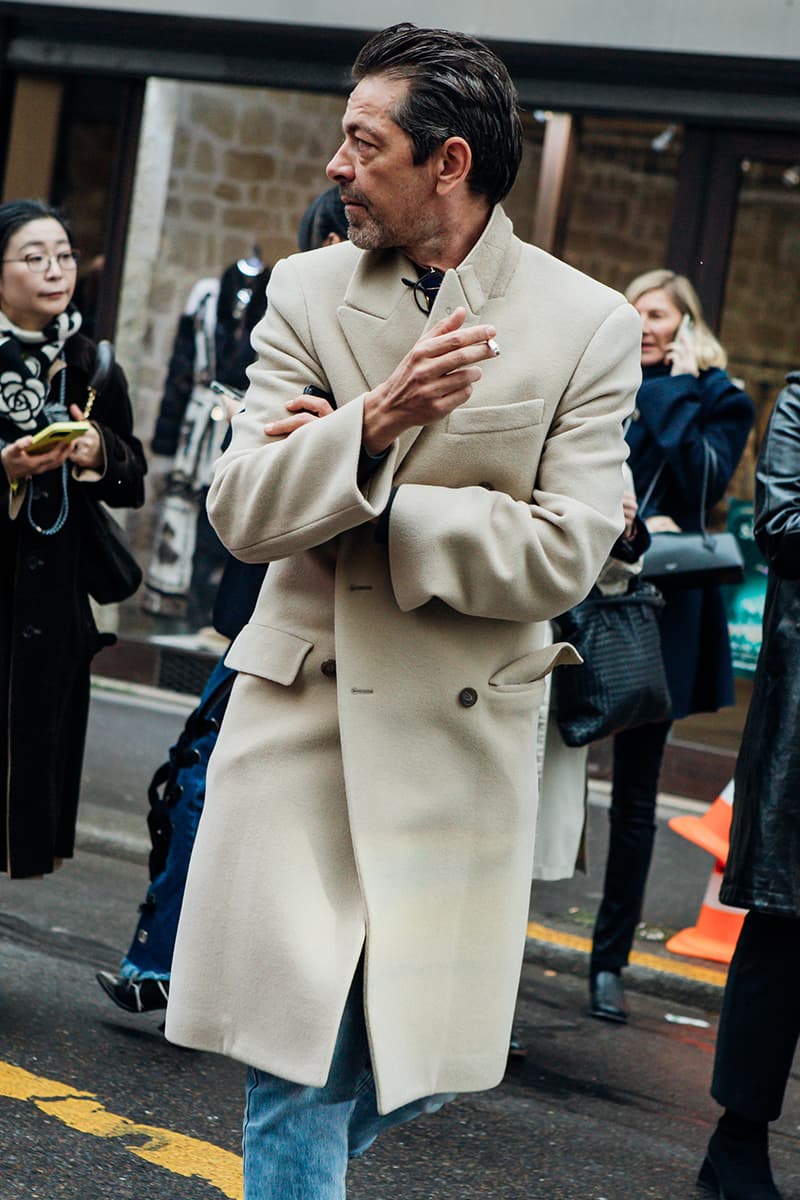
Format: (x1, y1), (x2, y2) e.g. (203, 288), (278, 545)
(553, 579), (672, 748)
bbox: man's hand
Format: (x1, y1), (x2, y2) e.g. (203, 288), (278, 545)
(362, 307), (497, 454)
(264, 392), (335, 438)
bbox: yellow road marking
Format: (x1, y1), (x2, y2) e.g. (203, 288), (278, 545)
(527, 921), (729, 987)
(0, 1059), (242, 1198)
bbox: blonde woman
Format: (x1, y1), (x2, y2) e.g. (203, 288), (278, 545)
(589, 269), (754, 1023)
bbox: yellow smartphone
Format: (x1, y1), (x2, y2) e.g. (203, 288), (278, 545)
(26, 420), (91, 455)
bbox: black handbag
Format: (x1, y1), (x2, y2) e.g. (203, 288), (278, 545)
(79, 496), (143, 604)
(553, 579), (672, 748)
(640, 443), (745, 590)
(641, 529), (744, 590)
(77, 340), (143, 604)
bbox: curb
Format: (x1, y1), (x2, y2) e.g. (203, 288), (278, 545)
(524, 922), (726, 1012)
(75, 820), (150, 866)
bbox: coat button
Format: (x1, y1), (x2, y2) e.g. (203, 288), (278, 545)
(458, 687), (478, 707)
(26, 554), (44, 571)
(22, 624), (42, 639)
(320, 659), (337, 678)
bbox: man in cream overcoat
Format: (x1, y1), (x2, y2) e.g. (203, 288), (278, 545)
(166, 22), (642, 1198)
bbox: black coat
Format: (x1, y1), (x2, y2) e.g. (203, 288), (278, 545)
(722, 373), (800, 915)
(627, 364), (754, 718)
(0, 333), (146, 877)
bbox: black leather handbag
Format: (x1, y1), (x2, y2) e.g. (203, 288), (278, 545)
(79, 496), (143, 604)
(641, 529), (744, 590)
(553, 579), (672, 748)
(640, 443), (745, 590)
(77, 339), (143, 604)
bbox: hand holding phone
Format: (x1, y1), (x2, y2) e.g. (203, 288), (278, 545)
(26, 420), (91, 455)
(669, 313), (699, 377)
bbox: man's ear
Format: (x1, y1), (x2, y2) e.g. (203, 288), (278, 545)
(434, 137), (473, 196)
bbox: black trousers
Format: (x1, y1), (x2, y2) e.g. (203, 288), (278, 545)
(712, 910), (800, 1123)
(590, 720), (672, 974)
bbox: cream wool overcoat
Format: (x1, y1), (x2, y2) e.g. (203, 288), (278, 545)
(165, 206), (642, 1113)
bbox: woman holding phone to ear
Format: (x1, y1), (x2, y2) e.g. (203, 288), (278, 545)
(0, 198), (146, 879)
(589, 269), (754, 1023)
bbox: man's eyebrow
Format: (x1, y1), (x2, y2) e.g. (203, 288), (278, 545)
(342, 117), (383, 142)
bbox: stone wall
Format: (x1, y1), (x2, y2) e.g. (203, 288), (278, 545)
(127, 81), (347, 451)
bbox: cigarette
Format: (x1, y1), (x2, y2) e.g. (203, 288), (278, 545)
(487, 337), (500, 357)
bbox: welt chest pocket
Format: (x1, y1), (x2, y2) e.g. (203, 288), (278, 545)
(447, 398), (545, 435)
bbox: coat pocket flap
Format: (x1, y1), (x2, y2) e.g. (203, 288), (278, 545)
(489, 641), (582, 687)
(448, 398), (544, 435)
(225, 622), (314, 686)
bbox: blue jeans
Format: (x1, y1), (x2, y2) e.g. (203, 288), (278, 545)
(242, 963), (455, 1199)
(121, 656), (233, 980)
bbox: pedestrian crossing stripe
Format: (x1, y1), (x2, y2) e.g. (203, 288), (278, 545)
(0, 1058), (242, 1198)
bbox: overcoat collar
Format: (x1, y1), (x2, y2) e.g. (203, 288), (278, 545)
(336, 205), (519, 463)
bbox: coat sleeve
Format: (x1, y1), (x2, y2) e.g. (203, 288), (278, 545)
(387, 300), (642, 621)
(206, 256), (400, 562)
(754, 379), (800, 580)
(87, 362), (148, 509)
(635, 369), (755, 510)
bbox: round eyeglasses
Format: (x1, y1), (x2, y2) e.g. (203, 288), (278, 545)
(3, 251), (79, 273)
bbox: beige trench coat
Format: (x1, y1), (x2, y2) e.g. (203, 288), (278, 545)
(165, 206), (642, 1113)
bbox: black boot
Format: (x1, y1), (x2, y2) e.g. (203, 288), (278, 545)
(698, 1112), (783, 1199)
(96, 971), (169, 1013)
(589, 970), (628, 1023)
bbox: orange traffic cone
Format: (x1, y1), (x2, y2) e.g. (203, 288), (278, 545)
(665, 861), (745, 964)
(668, 779), (734, 866)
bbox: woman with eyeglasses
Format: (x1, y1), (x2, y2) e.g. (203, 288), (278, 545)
(0, 199), (146, 879)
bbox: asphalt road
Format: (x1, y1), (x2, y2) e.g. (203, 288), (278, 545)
(0, 686), (798, 1198)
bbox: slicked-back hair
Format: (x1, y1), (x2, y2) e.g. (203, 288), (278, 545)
(352, 23), (523, 207)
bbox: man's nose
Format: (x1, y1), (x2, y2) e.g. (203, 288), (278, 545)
(326, 143), (353, 182)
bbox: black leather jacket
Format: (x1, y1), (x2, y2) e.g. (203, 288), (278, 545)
(722, 372), (800, 914)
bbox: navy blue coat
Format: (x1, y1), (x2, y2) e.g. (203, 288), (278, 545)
(627, 364), (754, 719)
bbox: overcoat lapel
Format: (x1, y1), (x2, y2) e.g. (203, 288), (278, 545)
(336, 206), (518, 467)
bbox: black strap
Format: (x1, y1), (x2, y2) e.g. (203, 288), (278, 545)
(639, 440), (716, 544)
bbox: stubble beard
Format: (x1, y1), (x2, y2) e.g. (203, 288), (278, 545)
(345, 197), (438, 257)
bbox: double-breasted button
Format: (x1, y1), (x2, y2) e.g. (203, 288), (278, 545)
(458, 687), (478, 708)
(320, 659), (337, 678)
